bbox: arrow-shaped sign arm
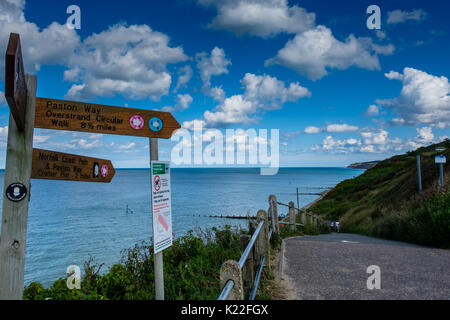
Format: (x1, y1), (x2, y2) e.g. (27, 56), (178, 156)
(5, 33), (27, 131)
(31, 148), (116, 183)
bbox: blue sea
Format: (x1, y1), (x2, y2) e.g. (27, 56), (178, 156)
(0, 167), (363, 287)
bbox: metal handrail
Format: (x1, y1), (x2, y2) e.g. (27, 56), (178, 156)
(218, 279), (234, 300)
(249, 255), (265, 300)
(238, 220), (264, 268)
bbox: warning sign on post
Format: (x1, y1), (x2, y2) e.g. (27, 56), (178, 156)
(151, 161), (172, 254)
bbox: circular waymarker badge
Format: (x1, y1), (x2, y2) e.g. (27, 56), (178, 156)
(6, 183), (27, 202)
(129, 115), (144, 130)
(149, 117), (163, 132)
(101, 164), (109, 178)
(153, 175), (161, 191)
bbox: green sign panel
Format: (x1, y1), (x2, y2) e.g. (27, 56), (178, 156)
(152, 163), (166, 175)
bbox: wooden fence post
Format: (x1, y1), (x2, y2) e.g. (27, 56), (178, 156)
(220, 260), (244, 300)
(240, 234), (254, 297)
(0, 74), (36, 300)
(268, 195), (279, 233)
(300, 210), (306, 225)
(289, 201), (295, 232)
(256, 210), (270, 267)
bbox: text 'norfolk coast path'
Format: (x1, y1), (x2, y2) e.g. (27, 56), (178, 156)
(31, 148), (116, 183)
(34, 97), (181, 139)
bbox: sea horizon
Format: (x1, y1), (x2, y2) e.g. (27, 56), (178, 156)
(0, 167), (364, 287)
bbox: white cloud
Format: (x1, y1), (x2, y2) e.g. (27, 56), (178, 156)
(183, 73), (309, 128)
(162, 94), (193, 113)
(365, 105), (379, 116)
(203, 94), (255, 126)
(384, 70), (403, 80)
(312, 128), (412, 154)
(416, 127), (434, 144)
(33, 134), (52, 143)
(182, 119), (207, 130)
(377, 67), (450, 128)
(75, 138), (102, 149)
(281, 131), (301, 140)
(304, 126), (321, 134)
(204, 73), (310, 127)
(0, 91), (6, 106)
(0, 0), (80, 78)
(265, 25), (394, 80)
(360, 145), (375, 153)
(173, 65), (193, 92)
(177, 94), (193, 110)
(241, 73), (311, 108)
(320, 135), (361, 153)
(376, 30), (387, 40)
(64, 24), (188, 101)
(360, 129), (389, 145)
(0, 126), (8, 138)
(387, 9), (428, 25)
(196, 47), (231, 92)
(198, 0), (316, 38)
(117, 142), (136, 150)
(326, 123), (359, 133)
(0, 2), (189, 102)
(209, 86), (226, 101)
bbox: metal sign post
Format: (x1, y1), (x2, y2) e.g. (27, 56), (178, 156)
(435, 148), (446, 191)
(416, 155), (422, 196)
(149, 139), (166, 300)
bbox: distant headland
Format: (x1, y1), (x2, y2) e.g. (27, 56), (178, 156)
(346, 161), (380, 169)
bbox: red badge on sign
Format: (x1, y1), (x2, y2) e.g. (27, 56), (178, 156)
(101, 164), (109, 178)
(153, 175), (161, 191)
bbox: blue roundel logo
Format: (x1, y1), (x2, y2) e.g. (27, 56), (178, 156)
(149, 117), (163, 132)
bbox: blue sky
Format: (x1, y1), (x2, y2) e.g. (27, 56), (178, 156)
(0, 0), (449, 168)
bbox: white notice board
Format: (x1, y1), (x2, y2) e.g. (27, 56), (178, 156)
(151, 161), (173, 253)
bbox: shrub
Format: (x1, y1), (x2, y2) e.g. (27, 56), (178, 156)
(371, 192), (450, 248)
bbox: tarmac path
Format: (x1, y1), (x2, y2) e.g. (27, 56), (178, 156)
(281, 233), (450, 299)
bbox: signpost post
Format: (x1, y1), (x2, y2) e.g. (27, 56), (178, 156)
(435, 154), (446, 190)
(0, 34), (35, 300)
(151, 155), (172, 300)
(416, 155), (422, 196)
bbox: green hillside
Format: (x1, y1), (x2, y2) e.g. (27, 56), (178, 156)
(309, 139), (450, 248)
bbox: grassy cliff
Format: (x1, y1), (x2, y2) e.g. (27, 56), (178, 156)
(309, 139), (450, 248)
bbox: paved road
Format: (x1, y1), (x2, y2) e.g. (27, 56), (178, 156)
(282, 233), (450, 300)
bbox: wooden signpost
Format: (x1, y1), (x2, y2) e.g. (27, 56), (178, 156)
(1, 32), (180, 300)
(31, 149), (115, 183)
(35, 97), (180, 138)
(0, 33), (36, 300)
